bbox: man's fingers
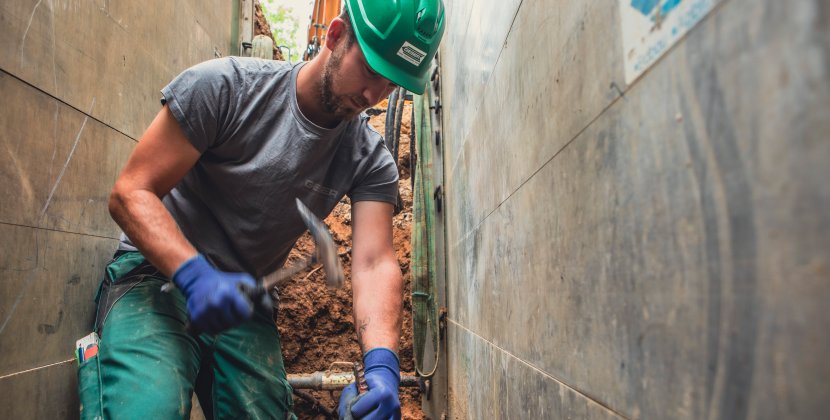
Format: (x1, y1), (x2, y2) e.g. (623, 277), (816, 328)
(349, 389), (386, 418)
(338, 383), (359, 419)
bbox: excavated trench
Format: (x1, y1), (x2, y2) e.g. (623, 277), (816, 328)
(277, 99), (423, 419)
(251, 6), (421, 416)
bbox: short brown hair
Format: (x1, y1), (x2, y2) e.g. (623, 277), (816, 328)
(338, 8), (357, 48)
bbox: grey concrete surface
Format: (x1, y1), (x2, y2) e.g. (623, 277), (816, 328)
(0, 223), (116, 374)
(0, 71), (135, 237)
(0, 1), (234, 417)
(0, 0), (232, 140)
(0, 357), (79, 418)
(440, 0), (830, 418)
(447, 322), (624, 420)
(439, 0), (522, 164)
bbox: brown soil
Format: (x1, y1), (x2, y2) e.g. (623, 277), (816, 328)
(253, 0), (284, 60)
(278, 99), (423, 419)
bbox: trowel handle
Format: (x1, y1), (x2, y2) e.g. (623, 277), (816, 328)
(238, 282), (273, 314)
(185, 283), (271, 335)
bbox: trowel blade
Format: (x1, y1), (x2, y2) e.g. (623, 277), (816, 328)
(295, 198), (345, 288)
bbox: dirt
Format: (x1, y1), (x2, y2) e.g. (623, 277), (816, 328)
(278, 99), (423, 419)
(253, 0), (284, 60)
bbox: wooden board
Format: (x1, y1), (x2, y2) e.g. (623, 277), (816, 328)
(0, 71), (134, 237)
(0, 1), (234, 417)
(447, 323), (624, 419)
(444, 0), (624, 239)
(0, 359), (79, 419)
(0, 0), (232, 139)
(439, 0), (523, 163)
(442, 0), (830, 417)
(0, 223), (116, 375)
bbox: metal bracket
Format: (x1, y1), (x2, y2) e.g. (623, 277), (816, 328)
(430, 66), (440, 92)
(429, 99), (442, 117)
(419, 376), (432, 401)
(438, 306), (448, 341)
(241, 42), (252, 56)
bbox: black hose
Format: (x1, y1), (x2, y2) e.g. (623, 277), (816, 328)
(410, 103), (417, 192)
(393, 87), (406, 164)
(392, 88), (412, 215)
(384, 89), (398, 154)
(384, 88), (404, 214)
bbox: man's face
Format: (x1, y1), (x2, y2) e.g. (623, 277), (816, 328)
(320, 38), (398, 120)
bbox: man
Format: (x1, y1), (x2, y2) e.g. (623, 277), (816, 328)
(80, 1), (445, 419)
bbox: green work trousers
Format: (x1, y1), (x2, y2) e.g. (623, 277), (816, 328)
(78, 251), (295, 419)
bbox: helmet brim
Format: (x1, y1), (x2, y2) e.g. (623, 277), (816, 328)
(356, 37), (428, 95)
(343, 0), (442, 95)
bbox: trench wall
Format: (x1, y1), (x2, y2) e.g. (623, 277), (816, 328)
(0, 0), (234, 417)
(439, 0), (830, 418)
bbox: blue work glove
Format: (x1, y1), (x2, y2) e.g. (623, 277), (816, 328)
(338, 383), (360, 420)
(338, 348), (401, 420)
(172, 254), (260, 334)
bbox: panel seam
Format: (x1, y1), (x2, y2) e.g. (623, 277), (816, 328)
(0, 358), (74, 380)
(0, 220), (120, 241)
(447, 0), (733, 249)
(448, 319), (632, 420)
(0, 69), (137, 143)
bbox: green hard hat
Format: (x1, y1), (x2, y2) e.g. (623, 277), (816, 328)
(344, 0), (446, 94)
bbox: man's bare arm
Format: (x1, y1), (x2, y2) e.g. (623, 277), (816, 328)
(350, 200), (403, 353)
(108, 105), (201, 276)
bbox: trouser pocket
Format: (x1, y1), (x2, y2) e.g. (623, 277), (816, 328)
(94, 251), (161, 335)
(79, 251), (154, 419)
(78, 353), (102, 420)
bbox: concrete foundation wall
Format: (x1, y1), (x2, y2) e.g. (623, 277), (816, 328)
(0, 1), (233, 417)
(439, 0), (830, 418)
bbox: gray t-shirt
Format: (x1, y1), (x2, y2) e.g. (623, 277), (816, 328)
(120, 57), (399, 277)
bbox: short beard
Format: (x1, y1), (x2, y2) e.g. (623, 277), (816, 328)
(320, 48), (342, 115)
(320, 43), (365, 120)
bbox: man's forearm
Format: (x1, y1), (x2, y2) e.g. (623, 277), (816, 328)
(108, 187), (197, 277)
(107, 105), (202, 276)
(351, 258), (404, 353)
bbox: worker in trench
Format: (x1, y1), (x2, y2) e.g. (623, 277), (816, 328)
(78, 1), (445, 419)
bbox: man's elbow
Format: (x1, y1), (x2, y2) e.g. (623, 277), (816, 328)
(108, 181), (132, 223)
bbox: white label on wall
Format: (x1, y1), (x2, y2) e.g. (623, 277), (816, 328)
(620, 0), (720, 84)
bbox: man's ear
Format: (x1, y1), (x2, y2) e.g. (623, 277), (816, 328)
(325, 17), (348, 51)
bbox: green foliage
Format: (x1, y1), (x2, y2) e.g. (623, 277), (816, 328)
(260, 0), (301, 62)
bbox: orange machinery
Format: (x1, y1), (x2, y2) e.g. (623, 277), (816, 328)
(303, 0), (342, 60)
